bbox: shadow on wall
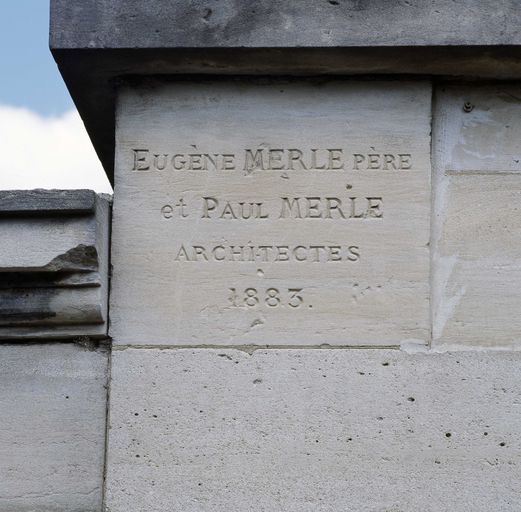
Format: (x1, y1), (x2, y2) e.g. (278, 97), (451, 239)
(0, 104), (112, 194)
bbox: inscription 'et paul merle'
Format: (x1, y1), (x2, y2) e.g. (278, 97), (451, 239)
(161, 196), (383, 220)
(132, 148), (413, 172)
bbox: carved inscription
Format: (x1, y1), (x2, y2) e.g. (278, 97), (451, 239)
(133, 146), (401, 268)
(172, 244), (360, 263)
(229, 288), (305, 308)
(133, 148), (413, 172)
(111, 82), (431, 346)
(161, 196), (384, 220)
(132, 145), (402, 310)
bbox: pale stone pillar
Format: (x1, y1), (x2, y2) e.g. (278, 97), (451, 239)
(48, 2), (521, 510)
(102, 79), (521, 511)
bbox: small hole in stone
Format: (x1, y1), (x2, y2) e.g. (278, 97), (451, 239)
(407, 397), (415, 402)
(484, 432), (488, 436)
(65, 396), (69, 399)
(135, 454), (140, 458)
(445, 432), (452, 438)
(329, 0), (340, 4)
(500, 441), (506, 447)
(382, 362), (389, 366)
(134, 413), (139, 416)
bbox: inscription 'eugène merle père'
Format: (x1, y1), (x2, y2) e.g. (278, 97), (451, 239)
(132, 148), (413, 172)
(110, 81), (431, 346)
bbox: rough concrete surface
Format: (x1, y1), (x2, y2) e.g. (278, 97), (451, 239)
(0, 344), (109, 512)
(105, 348), (521, 511)
(50, 0), (521, 49)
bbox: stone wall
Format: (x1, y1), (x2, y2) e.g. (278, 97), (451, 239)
(3, 80), (521, 511)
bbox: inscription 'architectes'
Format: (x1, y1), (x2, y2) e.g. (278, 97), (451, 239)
(173, 244), (361, 263)
(133, 148), (413, 172)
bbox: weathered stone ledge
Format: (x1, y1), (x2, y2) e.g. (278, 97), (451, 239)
(0, 190), (111, 340)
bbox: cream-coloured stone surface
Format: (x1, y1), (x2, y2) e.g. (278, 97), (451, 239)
(111, 81), (431, 346)
(105, 348), (521, 512)
(0, 344), (108, 512)
(433, 85), (521, 348)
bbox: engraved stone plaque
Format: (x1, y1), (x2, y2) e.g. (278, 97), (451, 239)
(111, 81), (431, 345)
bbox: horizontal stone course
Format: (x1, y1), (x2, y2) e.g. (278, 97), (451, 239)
(0, 189), (97, 214)
(51, 1), (521, 49)
(106, 348), (521, 511)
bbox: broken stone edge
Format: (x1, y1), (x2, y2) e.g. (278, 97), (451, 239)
(0, 190), (112, 340)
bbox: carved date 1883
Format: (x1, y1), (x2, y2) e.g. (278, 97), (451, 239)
(229, 288), (304, 308)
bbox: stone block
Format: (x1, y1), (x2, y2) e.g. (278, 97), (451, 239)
(0, 343), (108, 512)
(110, 80), (431, 346)
(105, 348), (521, 511)
(0, 190), (111, 339)
(432, 85), (521, 347)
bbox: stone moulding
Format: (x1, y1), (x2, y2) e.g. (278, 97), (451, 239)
(0, 189), (111, 340)
(50, 0), (521, 183)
